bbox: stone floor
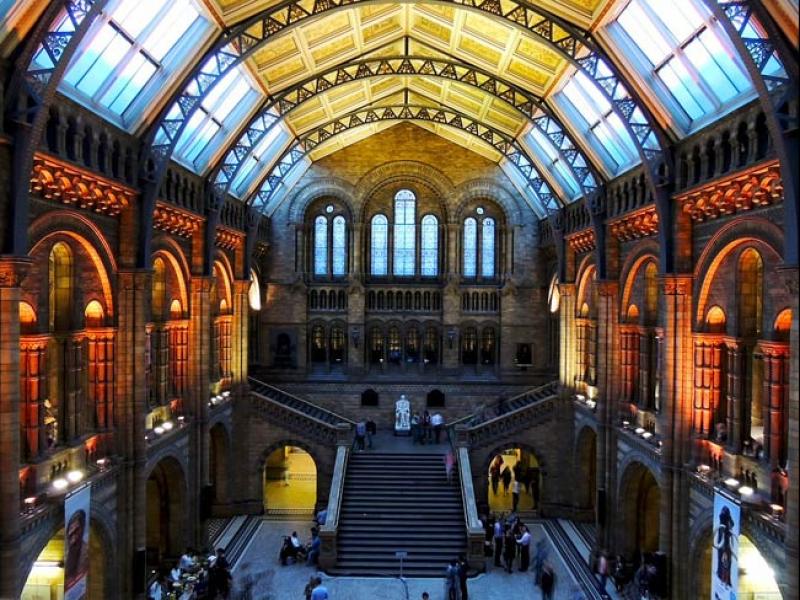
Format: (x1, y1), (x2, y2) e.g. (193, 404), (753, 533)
(231, 519), (590, 600)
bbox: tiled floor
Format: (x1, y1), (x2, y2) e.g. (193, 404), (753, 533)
(231, 519), (588, 600)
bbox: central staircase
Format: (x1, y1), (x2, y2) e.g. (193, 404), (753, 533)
(330, 451), (468, 577)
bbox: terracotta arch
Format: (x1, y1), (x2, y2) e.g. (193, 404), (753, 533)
(452, 178), (523, 226)
(620, 250), (659, 320)
(693, 217), (783, 325)
(574, 425), (598, 511)
(213, 257), (234, 312)
(575, 259), (597, 314)
(152, 249), (189, 317)
(257, 439), (323, 512)
(616, 460), (661, 556)
(145, 456), (188, 567)
(209, 423), (231, 509)
(29, 225), (115, 318)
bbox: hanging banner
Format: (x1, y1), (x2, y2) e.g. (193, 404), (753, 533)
(711, 488), (740, 600)
(64, 484), (91, 600)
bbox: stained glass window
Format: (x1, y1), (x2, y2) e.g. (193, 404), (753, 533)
(393, 190), (416, 276)
(58, 0), (208, 124)
(370, 214), (388, 276)
(482, 218), (496, 278)
(332, 215), (346, 276)
(420, 215), (439, 277)
(463, 217), (477, 278)
(616, 0), (752, 127)
(314, 216), (327, 276)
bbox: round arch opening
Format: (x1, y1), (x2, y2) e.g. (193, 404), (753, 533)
(487, 447), (540, 514)
(146, 458), (187, 574)
(263, 446), (317, 516)
(619, 463), (660, 557)
(695, 531), (782, 598)
(21, 522), (108, 599)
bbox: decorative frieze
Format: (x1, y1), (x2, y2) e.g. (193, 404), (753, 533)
(153, 202), (203, 238)
(609, 206), (659, 241)
(216, 227), (245, 251)
(679, 160), (782, 222)
(567, 229), (596, 254)
(30, 154), (134, 216)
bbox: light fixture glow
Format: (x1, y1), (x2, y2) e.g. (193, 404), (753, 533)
(738, 485), (754, 496)
(66, 470), (84, 483)
(52, 478), (68, 491)
(154, 426), (164, 435)
(162, 421), (174, 431)
(724, 478), (740, 488)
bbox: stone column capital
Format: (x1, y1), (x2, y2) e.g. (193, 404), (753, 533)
(658, 273), (693, 296)
(0, 256), (32, 287)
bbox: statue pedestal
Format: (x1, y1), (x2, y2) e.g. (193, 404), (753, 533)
(394, 396), (411, 436)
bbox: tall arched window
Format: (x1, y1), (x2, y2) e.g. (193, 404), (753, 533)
(738, 248), (763, 338)
(463, 218), (477, 277)
(482, 218), (496, 278)
(332, 216), (346, 276)
(49, 242), (73, 332)
(152, 256), (167, 321)
(420, 215), (439, 277)
(313, 216), (328, 276)
(393, 190), (416, 276)
(371, 214), (388, 276)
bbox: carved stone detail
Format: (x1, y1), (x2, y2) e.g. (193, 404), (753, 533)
(609, 206), (659, 241)
(153, 202), (203, 237)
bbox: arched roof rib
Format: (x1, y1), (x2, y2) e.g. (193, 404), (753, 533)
(249, 104), (558, 217)
(140, 0), (667, 217)
(211, 55), (602, 208)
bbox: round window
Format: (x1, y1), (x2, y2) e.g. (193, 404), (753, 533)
(325, 204), (334, 214)
(476, 206), (485, 215)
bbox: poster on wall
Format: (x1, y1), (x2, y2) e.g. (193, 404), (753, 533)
(711, 488), (740, 600)
(64, 483), (91, 600)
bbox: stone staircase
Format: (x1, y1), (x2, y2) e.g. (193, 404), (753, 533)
(248, 377), (353, 426)
(329, 452), (467, 577)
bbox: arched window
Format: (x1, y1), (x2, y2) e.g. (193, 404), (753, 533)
(49, 242), (73, 332)
(424, 327), (439, 365)
(330, 326), (345, 363)
(482, 218), (496, 278)
(332, 216), (346, 276)
(370, 214), (388, 276)
(369, 327), (384, 364)
(152, 256), (167, 321)
(462, 327), (478, 365)
(393, 190), (416, 276)
(644, 262), (658, 325)
(421, 214), (439, 277)
(481, 327), (496, 364)
(738, 248), (763, 338)
(388, 327), (402, 364)
(313, 215), (328, 276)
(463, 217), (477, 277)
(310, 325), (326, 363)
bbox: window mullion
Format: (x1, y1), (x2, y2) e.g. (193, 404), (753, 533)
(673, 44), (724, 111)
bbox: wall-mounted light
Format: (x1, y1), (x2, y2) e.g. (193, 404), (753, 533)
(66, 470), (84, 484)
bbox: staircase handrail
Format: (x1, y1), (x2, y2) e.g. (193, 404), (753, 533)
(248, 376), (355, 425)
(448, 380), (559, 430)
(319, 429), (351, 570)
(455, 440), (488, 569)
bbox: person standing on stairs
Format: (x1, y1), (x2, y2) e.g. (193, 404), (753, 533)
(445, 450), (455, 484)
(354, 420), (366, 451)
(457, 554), (470, 600)
(503, 528), (516, 573)
(444, 559), (460, 600)
(366, 418), (376, 449)
(493, 517), (504, 567)
(422, 411), (432, 444)
(431, 412), (444, 443)
(490, 456), (503, 496)
(515, 524), (531, 572)
(511, 478), (521, 512)
(501, 464), (512, 496)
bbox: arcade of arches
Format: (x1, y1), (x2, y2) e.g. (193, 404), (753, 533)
(0, 0), (797, 598)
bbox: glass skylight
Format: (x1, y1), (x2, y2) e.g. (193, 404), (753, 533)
(56, 0), (209, 124)
(230, 123), (292, 198)
(614, 0), (753, 128)
(173, 65), (261, 172)
(556, 70), (639, 175)
(526, 127), (581, 201)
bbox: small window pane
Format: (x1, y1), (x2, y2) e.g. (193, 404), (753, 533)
(332, 216), (346, 276)
(314, 216), (328, 276)
(482, 218), (495, 278)
(421, 215), (438, 277)
(684, 34), (739, 102)
(371, 215), (388, 276)
(463, 218), (477, 278)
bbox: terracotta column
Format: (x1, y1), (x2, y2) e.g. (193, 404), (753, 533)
(724, 340), (745, 453)
(114, 269), (150, 597)
(558, 283), (577, 391)
(778, 267), (798, 600)
(0, 257), (29, 598)
(759, 341), (789, 468)
(20, 338), (47, 459)
(595, 280), (619, 551)
(692, 335), (724, 438)
(657, 274), (694, 597)
(619, 326), (638, 406)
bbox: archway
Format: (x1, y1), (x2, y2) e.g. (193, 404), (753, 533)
(618, 462), (660, 558)
(575, 427), (597, 512)
(486, 447), (540, 514)
(694, 530), (782, 598)
(146, 457), (187, 573)
(209, 424), (230, 511)
(21, 522), (109, 599)
(263, 446), (317, 516)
